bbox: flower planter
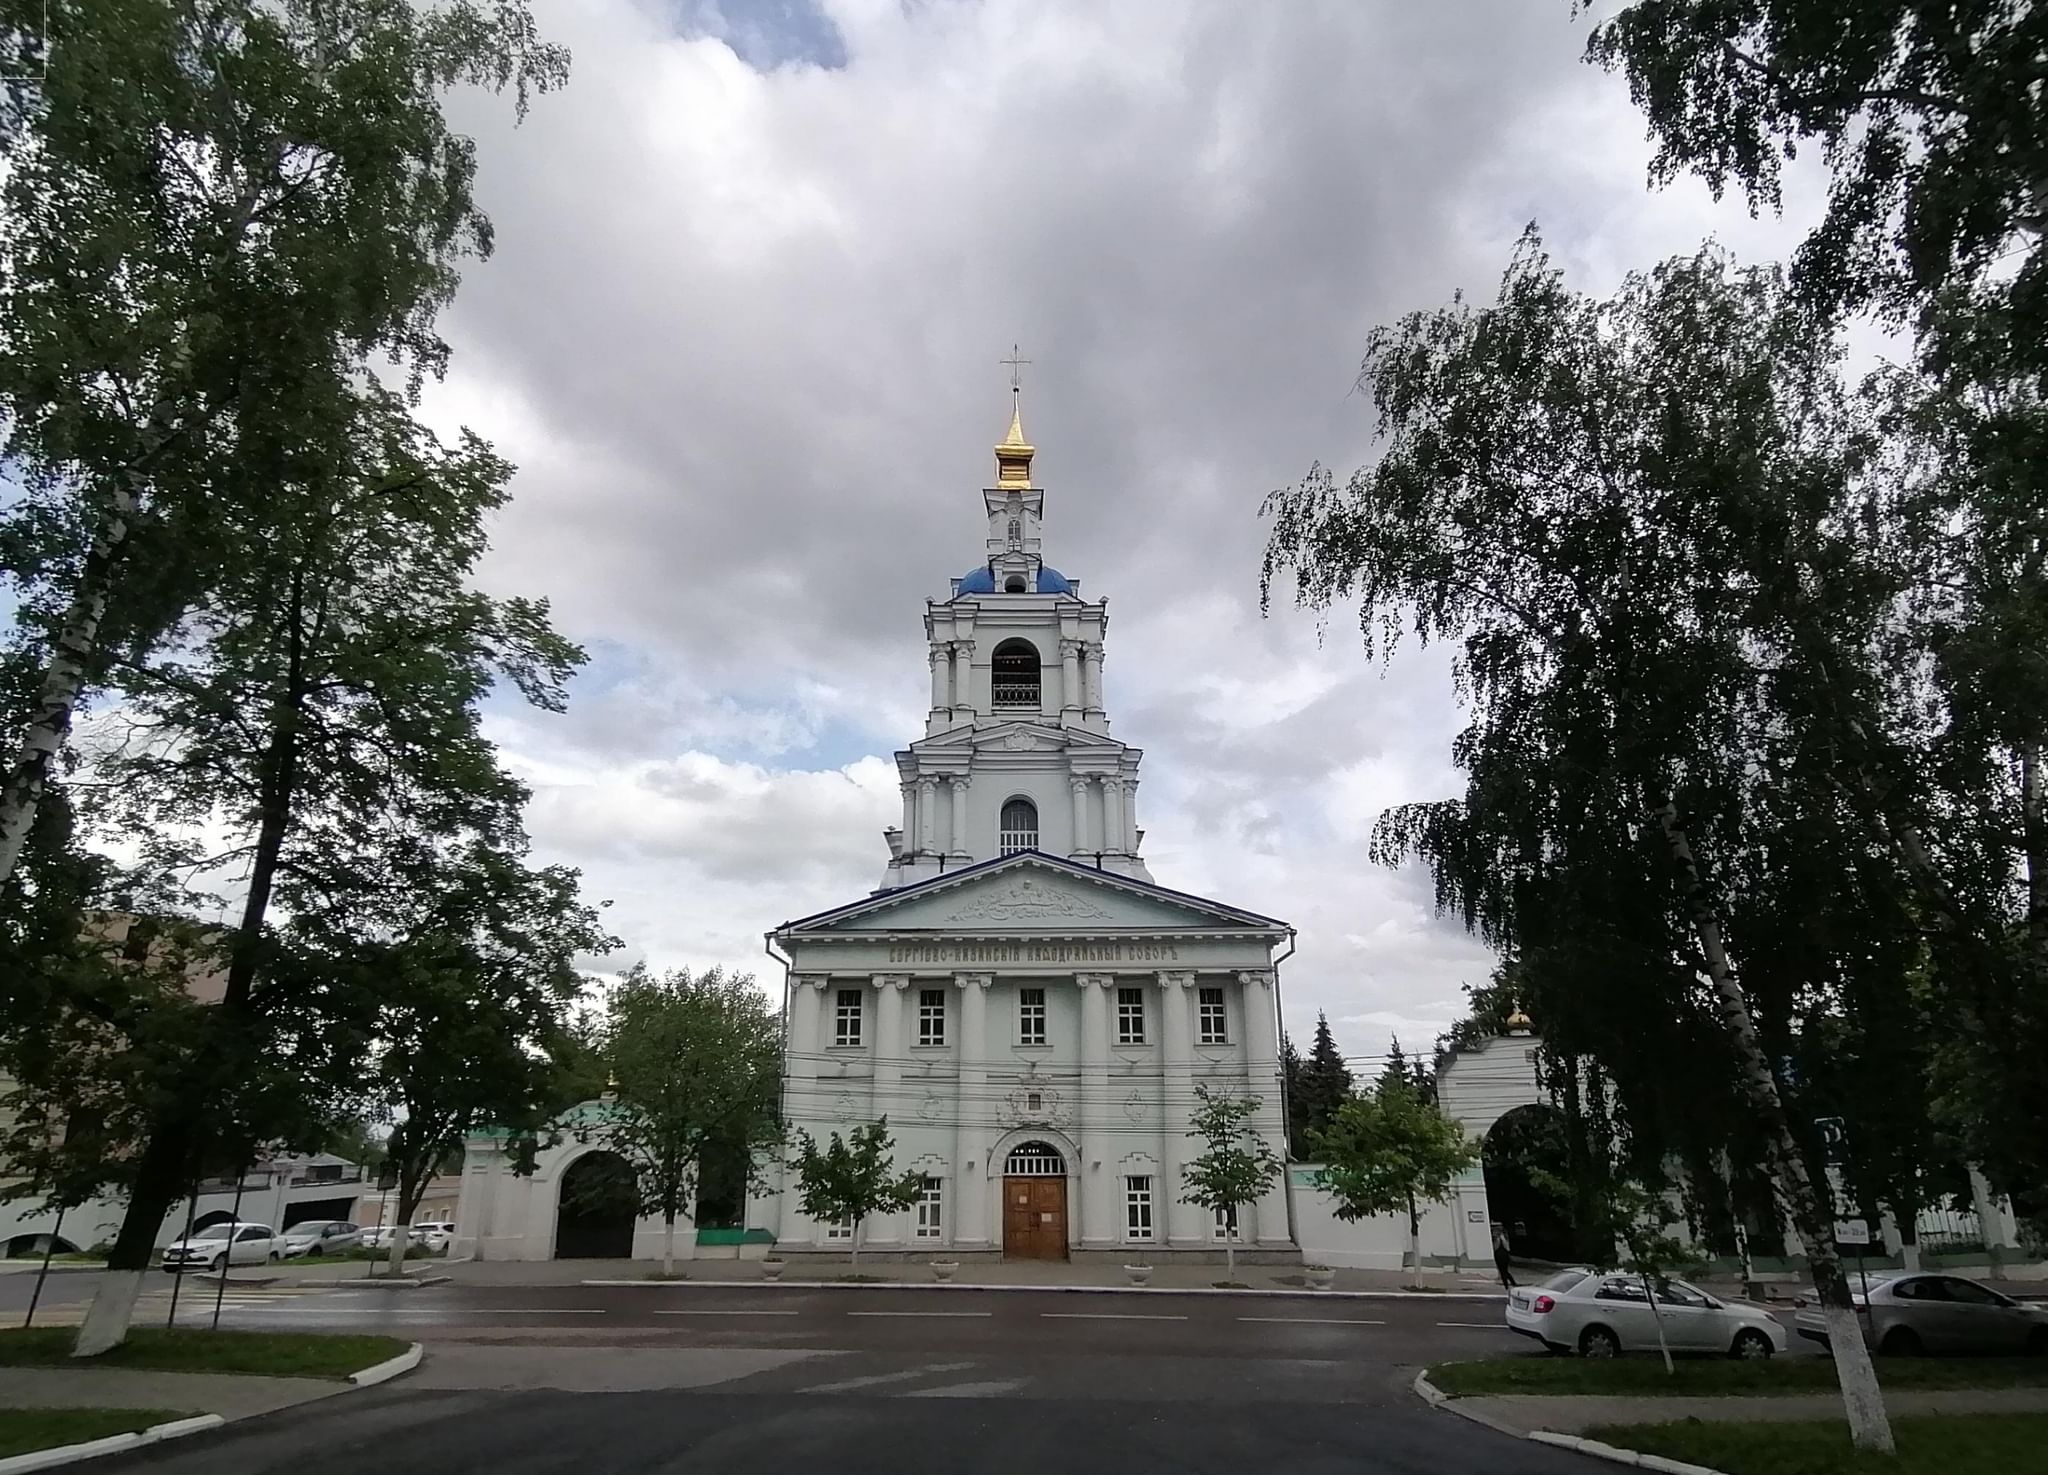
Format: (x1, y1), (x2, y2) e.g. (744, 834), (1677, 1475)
(760, 1259), (786, 1282)
(931, 1261), (959, 1283)
(1124, 1265), (1153, 1287)
(1304, 1265), (1335, 1292)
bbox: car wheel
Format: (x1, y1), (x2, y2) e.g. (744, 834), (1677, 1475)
(1579, 1325), (1621, 1359)
(268, 1250), (280, 1263)
(1730, 1328), (1774, 1360)
(1880, 1326), (1923, 1357)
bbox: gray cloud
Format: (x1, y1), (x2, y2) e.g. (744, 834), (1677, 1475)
(420, 0), (1821, 1067)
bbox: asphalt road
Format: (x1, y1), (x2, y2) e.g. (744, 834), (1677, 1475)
(57, 1281), (1625, 1474)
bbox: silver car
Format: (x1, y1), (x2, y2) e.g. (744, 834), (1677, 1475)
(1794, 1272), (2048, 1357)
(279, 1221), (359, 1258)
(1506, 1268), (1786, 1359)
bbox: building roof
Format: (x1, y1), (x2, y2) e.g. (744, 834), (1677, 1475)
(955, 563), (1073, 596)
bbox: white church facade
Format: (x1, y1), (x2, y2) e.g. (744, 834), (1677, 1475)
(765, 399), (1299, 1261)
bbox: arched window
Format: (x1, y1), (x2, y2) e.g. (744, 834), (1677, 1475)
(1004, 575), (1028, 593)
(1000, 798), (1038, 854)
(1005, 1141), (1066, 1176)
(991, 639), (1040, 708)
(1006, 516), (1022, 548)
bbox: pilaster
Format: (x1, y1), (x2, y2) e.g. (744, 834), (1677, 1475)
(953, 974), (995, 1250)
(1076, 974), (1116, 1248)
(866, 975), (911, 1246)
(1101, 776), (1126, 856)
(916, 776), (937, 855)
(781, 977), (828, 1242)
(1068, 775), (1091, 854)
(1158, 970), (1202, 1246)
(1237, 969), (1292, 1246)
(1060, 638), (1084, 717)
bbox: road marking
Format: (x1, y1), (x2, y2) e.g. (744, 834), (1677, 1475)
(806, 1363), (976, 1394)
(1039, 1312), (1189, 1321)
(654, 1309), (799, 1317)
(1236, 1316), (1387, 1325)
(905, 1380), (1027, 1398)
(220, 1307), (607, 1316)
(846, 1310), (993, 1318)
(1437, 1320), (1510, 1329)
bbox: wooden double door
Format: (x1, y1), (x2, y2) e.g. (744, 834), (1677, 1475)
(1002, 1175), (1069, 1260)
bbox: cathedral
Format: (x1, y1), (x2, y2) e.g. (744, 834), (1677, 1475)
(768, 394), (1298, 1261)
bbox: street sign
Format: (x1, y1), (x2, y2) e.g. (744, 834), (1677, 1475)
(376, 1161), (398, 1193)
(1834, 1217), (1873, 1246)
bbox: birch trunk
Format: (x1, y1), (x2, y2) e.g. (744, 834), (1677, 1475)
(72, 1270), (148, 1358)
(1225, 1222), (1236, 1281)
(1656, 801), (1894, 1453)
(0, 486), (135, 886)
(1642, 1273), (1675, 1375)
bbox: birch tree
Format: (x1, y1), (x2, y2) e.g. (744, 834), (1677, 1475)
(1263, 236), (1910, 1449)
(0, 0), (567, 888)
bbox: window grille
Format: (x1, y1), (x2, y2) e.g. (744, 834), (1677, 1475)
(999, 798), (1038, 855)
(992, 640), (1040, 706)
(1005, 1142), (1066, 1176)
(1125, 1176), (1155, 1242)
(1116, 987), (1146, 1044)
(1197, 986), (1228, 1045)
(914, 1177), (944, 1240)
(834, 989), (863, 1047)
(918, 989), (947, 1046)
(1018, 987), (1046, 1045)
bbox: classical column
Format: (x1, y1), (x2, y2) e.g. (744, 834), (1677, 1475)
(943, 773), (969, 856)
(1068, 775), (1092, 854)
(1076, 974), (1115, 1249)
(780, 977), (828, 1243)
(1158, 971), (1202, 1246)
(899, 782), (916, 847)
(917, 776), (937, 855)
(1083, 643), (1105, 713)
(1060, 639), (1084, 715)
(928, 646), (948, 711)
(1122, 777), (1140, 852)
(867, 975), (910, 1245)
(1100, 776), (1125, 855)
(949, 641), (971, 710)
(953, 974), (995, 1250)
(1237, 969), (1292, 1246)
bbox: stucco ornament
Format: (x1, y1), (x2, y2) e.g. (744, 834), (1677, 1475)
(945, 877), (1113, 923)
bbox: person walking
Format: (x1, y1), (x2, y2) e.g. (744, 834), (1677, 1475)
(1493, 1227), (1517, 1288)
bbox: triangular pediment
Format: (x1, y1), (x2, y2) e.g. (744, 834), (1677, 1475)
(907, 721), (1127, 759)
(776, 852), (1286, 936)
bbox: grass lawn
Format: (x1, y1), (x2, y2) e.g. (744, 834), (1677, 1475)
(0, 1409), (191, 1459)
(1427, 1356), (2048, 1397)
(0, 1327), (409, 1380)
(1587, 1412), (2048, 1475)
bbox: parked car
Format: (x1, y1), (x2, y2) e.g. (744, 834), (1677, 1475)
(161, 1221), (280, 1274)
(278, 1221), (359, 1259)
(409, 1221), (454, 1252)
(1794, 1272), (2048, 1357)
(1506, 1268), (1786, 1360)
(359, 1225), (400, 1250)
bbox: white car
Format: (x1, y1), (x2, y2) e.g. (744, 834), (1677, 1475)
(359, 1225), (400, 1250)
(278, 1221), (360, 1259)
(408, 1221), (453, 1251)
(1794, 1272), (2048, 1357)
(161, 1221), (281, 1274)
(1506, 1268), (1786, 1359)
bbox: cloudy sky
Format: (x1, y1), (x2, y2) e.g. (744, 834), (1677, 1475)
(422, 0), (1821, 1069)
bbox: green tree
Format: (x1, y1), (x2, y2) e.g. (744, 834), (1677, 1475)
(1312, 1075), (1477, 1289)
(600, 964), (783, 1277)
(337, 846), (613, 1277)
(0, 0), (568, 889)
(1291, 1012), (1352, 1153)
(787, 1119), (922, 1268)
(1262, 233), (1918, 1449)
(68, 384), (580, 1354)
(1178, 1084), (1283, 1282)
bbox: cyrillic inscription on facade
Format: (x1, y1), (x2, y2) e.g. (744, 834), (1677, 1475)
(885, 940), (1182, 965)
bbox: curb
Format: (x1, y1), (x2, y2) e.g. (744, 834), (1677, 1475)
(348, 1342), (424, 1387)
(575, 1277), (1506, 1301)
(1410, 1372), (1731, 1475)
(1528, 1431), (1730, 1475)
(348, 1274), (450, 1290)
(0, 1414), (225, 1475)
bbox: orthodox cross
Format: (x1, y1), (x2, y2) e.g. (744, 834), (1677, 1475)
(1001, 343), (1031, 392)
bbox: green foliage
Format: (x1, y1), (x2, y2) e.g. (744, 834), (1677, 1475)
(1428, 1358), (2048, 1398)
(0, 1410), (191, 1460)
(1311, 1076), (1478, 1238)
(1287, 1012), (1352, 1158)
(787, 1119), (921, 1258)
(1179, 1085), (1283, 1267)
(1584, 1413), (2048, 1475)
(0, 1326), (411, 1379)
(599, 964), (783, 1238)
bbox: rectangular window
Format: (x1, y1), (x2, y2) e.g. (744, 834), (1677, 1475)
(834, 988), (863, 1047)
(1197, 986), (1228, 1045)
(1212, 1205), (1241, 1242)
(1116, 987), (1146, 1045)
(1018, 987), (1047, 1046)
(1125, 1175), (1154, 1242)
(914, 1177), (944, 1240)
(917, 988), (947, 1046)
(825, 1216), (854, 1242)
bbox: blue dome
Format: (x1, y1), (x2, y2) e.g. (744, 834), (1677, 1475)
(955, 564), (1074, 596)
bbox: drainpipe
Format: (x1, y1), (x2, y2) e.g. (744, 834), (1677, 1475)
(1272, 928), (1299, 1248)
(763, 931), (793, 1242)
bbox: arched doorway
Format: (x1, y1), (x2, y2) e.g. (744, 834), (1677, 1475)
(1002, 1140), (1068, 1260)
(1482, 1103), (1580, 1265)
(554, 1151), (638, 1259)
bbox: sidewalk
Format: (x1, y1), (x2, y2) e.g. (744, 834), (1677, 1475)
(0, 1366), (347, 1420)
(1452, 1386), (2048, 1437)
(271, 1256), (1513, 1295)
